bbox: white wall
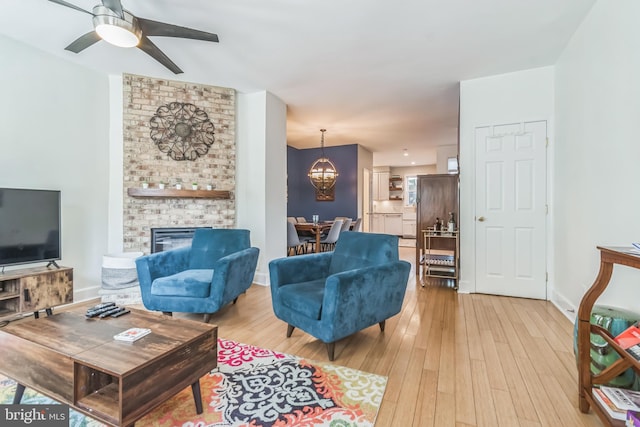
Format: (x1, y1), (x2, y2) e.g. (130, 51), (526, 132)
(357, 145), (374, 219)
(107, 75), (124, 253)
(436, 145), (458, 174)
(391, 165), (436, 177)
(0, 35), (110, 301)
(459, 66), (555, 294)
(236, 91), (288, 285)
(553, 0), (640, 314)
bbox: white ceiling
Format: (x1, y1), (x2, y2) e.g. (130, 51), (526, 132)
(1, 0), (595, 166)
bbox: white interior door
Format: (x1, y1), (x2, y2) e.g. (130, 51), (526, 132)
(475, 121), (547, 299)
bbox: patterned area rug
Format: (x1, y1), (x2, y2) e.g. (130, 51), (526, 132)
(0, 338), (387, 427)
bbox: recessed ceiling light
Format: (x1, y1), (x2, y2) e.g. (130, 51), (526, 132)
(403, 149), (409, 157)
(411, 161), (416, 165)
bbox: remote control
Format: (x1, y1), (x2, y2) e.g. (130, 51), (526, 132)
(87, 302), (115, 313)
(111, 309), (130, 318)
(98, 307), (124, 318)
(108, 307), (127, 317)
(86, 305), (118, 318)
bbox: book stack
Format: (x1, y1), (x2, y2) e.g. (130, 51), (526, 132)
(592, 386), (640, 421)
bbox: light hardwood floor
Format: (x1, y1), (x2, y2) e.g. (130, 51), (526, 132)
(168, 247), (603, 426)
(92, 247), (602, 427)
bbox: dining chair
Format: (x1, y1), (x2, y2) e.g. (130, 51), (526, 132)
(352, 217), (362, 232)
(296, 216), (307, 223)
(340, 218), (352, 233)
(287, 221), (309, 255)
(287, 217), (297, 224)
(316, 219), (343, 252)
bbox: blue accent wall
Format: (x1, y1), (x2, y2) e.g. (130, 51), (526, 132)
(287, 144), (358, 222)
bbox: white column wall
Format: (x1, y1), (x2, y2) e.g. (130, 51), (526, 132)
(107, 75), (124, 254)
(436, 145), (458, 174)
(236, 91), (287, 285)
(357, 145), (374, 219)
(459, 67), (555, 295)
(0, 35), (110, 301)
(553, 0), (640, 315)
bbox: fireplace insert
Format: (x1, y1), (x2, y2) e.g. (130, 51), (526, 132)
(150, 227), (210, 253)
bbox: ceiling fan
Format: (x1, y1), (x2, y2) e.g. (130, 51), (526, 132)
(48, 0), (219, 74)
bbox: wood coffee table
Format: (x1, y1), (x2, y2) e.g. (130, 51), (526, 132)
(0, 307), (217, 426)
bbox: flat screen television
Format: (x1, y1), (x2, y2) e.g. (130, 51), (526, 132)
(0, 188), (61, 267)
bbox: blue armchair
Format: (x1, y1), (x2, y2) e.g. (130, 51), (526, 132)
(136, 228), (259, 323)
(269, 231), (411, 360)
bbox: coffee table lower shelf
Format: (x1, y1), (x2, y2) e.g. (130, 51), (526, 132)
(76, 381), (120, 426)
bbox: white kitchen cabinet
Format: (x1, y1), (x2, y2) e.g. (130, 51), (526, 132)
(402, 221), (416, 238)
(384, 213), (403, 236)
(372, 172), (390, 200)
(371, 214), (384, 233)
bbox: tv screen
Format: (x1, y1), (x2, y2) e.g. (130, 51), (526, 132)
(0, 188), (61, 267)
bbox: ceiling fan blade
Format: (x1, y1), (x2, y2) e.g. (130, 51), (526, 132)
(65, 31), (102, 53)
(101, 0), (123, 18)
(48, 0), (93, 15)
(138, 18), (219, 42)
(138, 35), (183, 74)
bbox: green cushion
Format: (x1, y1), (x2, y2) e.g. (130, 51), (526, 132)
(573, 305), (640, 390)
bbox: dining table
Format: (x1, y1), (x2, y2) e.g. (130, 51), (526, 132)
(294, 222), (333, 253)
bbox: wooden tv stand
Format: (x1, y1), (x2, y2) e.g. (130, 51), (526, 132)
(0, 265), (73, 321)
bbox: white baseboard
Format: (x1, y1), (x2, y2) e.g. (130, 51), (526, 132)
(253, 271), (269, 287)
(73, 285), (102, 304)
(457, 279), (472, 294)
(548, 288), (577, 323)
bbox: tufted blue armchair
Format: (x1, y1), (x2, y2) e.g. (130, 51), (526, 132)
(269, 231), (411, 360)
(136, 228), (259, 323)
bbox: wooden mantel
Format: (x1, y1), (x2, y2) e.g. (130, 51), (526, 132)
(127, 188), (231, 199)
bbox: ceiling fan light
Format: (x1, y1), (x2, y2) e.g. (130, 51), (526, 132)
(92, 6), (141, 48)
(95, 24), (139, 47)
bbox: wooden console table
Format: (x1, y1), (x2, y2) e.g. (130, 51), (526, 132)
(577, 246), (640, 427)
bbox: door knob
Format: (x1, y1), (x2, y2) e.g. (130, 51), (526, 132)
(477, 216), (485, 222)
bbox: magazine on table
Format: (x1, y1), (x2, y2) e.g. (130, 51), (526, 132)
(113, 327), (151, 342)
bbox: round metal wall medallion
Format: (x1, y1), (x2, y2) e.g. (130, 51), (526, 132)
(149, 102), (215, 161)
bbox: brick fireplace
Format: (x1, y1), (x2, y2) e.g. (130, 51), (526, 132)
(122, 74), (236, 254)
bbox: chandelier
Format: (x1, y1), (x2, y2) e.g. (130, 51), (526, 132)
(308, 129), (339, 199)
